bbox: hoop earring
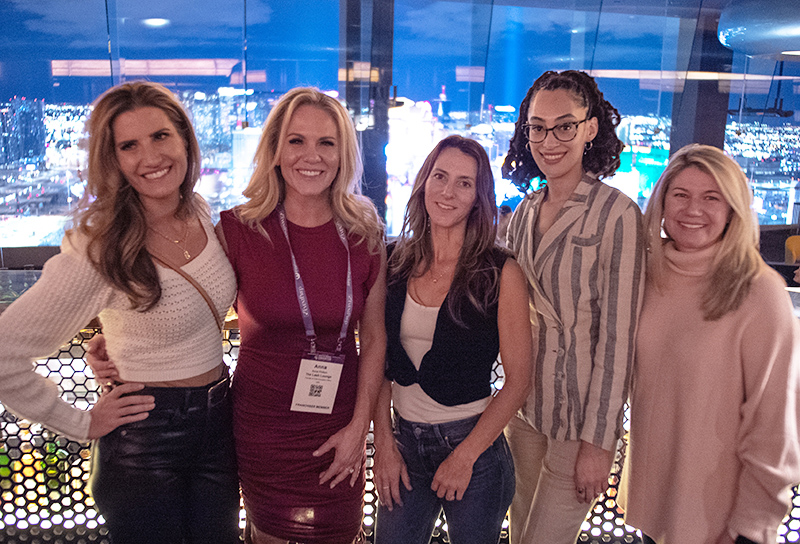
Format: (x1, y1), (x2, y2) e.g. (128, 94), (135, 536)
(584, 141), (594, 154)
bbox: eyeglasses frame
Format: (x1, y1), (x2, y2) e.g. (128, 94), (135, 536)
(523, 117), (590, 143)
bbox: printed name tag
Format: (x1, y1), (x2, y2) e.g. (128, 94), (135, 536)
(290, 352), (344, 414)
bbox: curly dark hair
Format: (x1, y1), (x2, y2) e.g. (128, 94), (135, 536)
(501, 70), (624, 192)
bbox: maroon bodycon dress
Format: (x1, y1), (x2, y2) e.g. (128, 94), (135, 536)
(220, 209), (380, 544)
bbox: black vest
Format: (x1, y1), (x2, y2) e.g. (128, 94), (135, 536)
(385, 247), (507, 406)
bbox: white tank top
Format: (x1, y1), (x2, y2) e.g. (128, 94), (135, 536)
(392, 292), (491, 424)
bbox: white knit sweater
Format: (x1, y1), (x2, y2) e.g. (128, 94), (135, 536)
(0, 211), (236, 442)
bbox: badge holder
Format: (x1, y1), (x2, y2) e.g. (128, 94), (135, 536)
(290, 343), (345, 415)
(278, 205), (353, 416)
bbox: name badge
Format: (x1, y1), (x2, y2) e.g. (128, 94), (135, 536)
(290, 351), (345, 414)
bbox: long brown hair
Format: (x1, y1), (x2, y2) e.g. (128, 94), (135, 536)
(71, 81), (201, 310)
(390, 135), (504, 325)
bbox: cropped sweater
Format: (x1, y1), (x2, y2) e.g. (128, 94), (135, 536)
(0, 209), (236, 441)
(385, 247), (508, 406)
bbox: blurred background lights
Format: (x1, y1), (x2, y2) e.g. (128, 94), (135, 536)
(141, 18), (170, 28)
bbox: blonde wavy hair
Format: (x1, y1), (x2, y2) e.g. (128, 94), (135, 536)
(72, 81), (201, 310)
(643, 144), (762, 320)
(235, 87), (383, 251)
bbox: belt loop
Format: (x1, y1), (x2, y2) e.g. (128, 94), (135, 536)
(432, 421), (445, 444)
(182, 388), (193, 415)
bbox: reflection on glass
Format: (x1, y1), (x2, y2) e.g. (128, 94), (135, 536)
(1, 0), (799, 246)
(0, 269), (43, 312)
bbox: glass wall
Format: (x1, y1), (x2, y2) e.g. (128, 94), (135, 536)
(0, 0), (342, 246)
(724, 53), (800, 225)
(386, 0), (684, 229)
(386, 1), (800, 230)
(1, 1), (800, 543)
(2, 1), (800, 246)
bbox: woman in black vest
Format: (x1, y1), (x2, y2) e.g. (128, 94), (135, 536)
(372, 135), (532, 544)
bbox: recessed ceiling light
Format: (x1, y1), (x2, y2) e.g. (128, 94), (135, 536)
(782, 50), (800, 56)
(142, 18), (170, 28)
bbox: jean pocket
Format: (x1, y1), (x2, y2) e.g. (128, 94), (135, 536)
(440, 417), (480, 452)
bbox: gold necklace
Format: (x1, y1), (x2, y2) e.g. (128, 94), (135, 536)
(430, 263), (455, 284)
(149, 221), (191, 260)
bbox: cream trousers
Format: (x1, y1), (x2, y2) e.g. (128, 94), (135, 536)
(504, 414), (596, 544)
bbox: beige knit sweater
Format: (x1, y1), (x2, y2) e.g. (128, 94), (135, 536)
(620, 242), (800, 543)
(0, 214), (235, 441)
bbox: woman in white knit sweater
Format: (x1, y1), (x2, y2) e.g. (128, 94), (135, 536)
(620, 144), (800, 544)
(0, 82), (240, 543)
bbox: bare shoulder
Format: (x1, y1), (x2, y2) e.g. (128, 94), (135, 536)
(500, 257), (527, 292)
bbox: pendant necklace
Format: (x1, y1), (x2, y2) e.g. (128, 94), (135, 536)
(149, 220), (191, 260)
(431, 269), (446, 284)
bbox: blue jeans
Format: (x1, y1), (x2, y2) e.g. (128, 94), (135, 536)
(89, 374), (240, 544)
(375, 412), (515, 544)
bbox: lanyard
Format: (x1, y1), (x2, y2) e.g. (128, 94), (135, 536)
(277, 205), (353, 355)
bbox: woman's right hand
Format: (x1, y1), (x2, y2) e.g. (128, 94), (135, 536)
(86, 334), (119, 387)
(87, 383), (155, 439)
(372, 437), (412, 511)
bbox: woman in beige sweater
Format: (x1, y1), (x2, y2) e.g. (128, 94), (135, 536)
(620, 144), (800, 544)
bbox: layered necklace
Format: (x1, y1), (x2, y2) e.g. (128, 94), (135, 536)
(149, 220), (191, 260)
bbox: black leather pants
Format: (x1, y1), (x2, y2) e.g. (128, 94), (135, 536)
(89, 375), (241, 544)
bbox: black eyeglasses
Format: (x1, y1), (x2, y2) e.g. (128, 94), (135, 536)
(523, 118), (589, 143)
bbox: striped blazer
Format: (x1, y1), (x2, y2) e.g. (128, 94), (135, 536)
(507, 175), (645, 450)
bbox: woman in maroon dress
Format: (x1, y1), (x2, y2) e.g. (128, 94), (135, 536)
(218, 87), (387, 544)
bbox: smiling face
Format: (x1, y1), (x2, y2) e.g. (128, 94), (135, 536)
(527, 88), (598, 185)
(113, 106), (188, 211)
(278, 104), (340, 205)
(424, 147), (478, 232)
(663, 166), (732, 252)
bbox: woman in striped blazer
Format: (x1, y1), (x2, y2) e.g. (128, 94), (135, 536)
(500, 70), (646, 544)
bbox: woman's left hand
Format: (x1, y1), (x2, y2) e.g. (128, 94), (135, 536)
(431, 448), (474, 501)
(313, 421), (366, 489)
(574, 440), (614, 503)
